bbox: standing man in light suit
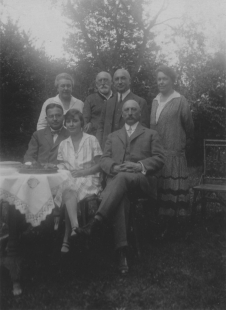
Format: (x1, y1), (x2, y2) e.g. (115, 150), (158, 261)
(78, 100), (164, 274)
(96, 69), (149, 149)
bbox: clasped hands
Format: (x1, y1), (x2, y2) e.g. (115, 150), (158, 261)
(112, 161), (142, 174)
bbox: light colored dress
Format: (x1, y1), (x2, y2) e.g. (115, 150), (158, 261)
(150, 91), (194, 216)
(37, 95), (84, 130)
(57, 133), (102, 202)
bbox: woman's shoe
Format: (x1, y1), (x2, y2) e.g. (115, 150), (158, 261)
(69, 228), (79, 240)
(61, 241), (70, 253)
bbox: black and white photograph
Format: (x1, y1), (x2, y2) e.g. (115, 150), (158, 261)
(0, 0), (225, 309)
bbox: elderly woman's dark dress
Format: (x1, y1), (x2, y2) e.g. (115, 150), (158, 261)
(150, 89), (194, 217)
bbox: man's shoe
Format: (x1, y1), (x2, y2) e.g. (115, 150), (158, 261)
(76, 218), (101, 236)
(117, 247), (129, 275)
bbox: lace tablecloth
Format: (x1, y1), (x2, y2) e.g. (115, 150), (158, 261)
(0, 169), (71, 227)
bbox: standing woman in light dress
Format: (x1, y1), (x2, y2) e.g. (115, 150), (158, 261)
(37, 73), (84, 130)
(57, 109), (102, 253)
(150, 65), (194, 235)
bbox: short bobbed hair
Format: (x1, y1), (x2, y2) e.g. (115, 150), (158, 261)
(55, 73), (74, 88)
(64, 109), (84, 128)
(45, 103), (63, 115)
(155, 65), (177, 83)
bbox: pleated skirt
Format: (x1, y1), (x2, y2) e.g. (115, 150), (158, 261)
(157, 153), (190, 216)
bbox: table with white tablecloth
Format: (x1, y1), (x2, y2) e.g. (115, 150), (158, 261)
(0, 169), (71, 227)
(0, 166), (72, 295)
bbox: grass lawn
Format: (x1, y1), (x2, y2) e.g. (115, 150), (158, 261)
(0, 167), (226, 310)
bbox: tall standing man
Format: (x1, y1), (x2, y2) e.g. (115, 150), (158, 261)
(96, 69), (150, 149)
(83, 71), (114, 136)
(78, 100), (164, 274)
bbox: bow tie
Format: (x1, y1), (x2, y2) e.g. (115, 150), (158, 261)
(51, 130), (61, 136)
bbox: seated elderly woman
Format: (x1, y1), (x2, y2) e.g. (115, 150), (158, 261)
(57, 109), (103, 253)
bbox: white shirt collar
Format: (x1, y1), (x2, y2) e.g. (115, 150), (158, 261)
(155, 90), (180, 104)
(125, 122), (139, 131)
(118, 89), (130, 101)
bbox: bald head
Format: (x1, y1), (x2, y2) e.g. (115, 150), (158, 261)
(122, 100), (140, 111)
(96, 71), (112, 83)
(122, 99), (141, 125)
(113, 69), (131, 93)
(96, 71), (112, 96)
(113, 69), (130, 80)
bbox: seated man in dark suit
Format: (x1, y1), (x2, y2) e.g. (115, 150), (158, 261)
(77, 99), (165, 274)
(24, 103), (69, 164)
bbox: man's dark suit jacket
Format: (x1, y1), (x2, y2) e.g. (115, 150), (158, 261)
(100, 123), (165, 199)
(96, 92), (150, 149)
(83, 91), (114, 136)
(24, 127), (69, 164)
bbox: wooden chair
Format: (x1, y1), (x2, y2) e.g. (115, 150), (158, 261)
(191, 139), (226, 220)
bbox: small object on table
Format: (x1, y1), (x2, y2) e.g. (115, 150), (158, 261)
(19, 162), (58, 174)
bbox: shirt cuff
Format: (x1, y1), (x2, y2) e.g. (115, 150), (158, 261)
(138, 161), (146, 175)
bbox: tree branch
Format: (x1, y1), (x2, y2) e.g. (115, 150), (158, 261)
(70, 5), (105, 69)
(146, 0), (168, 31)
(152, 17), (181, 28)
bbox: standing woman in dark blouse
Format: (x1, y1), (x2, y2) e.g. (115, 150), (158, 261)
(150, 65), (194, 233)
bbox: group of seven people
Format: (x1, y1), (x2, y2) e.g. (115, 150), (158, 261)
(24, 66), (194, 275)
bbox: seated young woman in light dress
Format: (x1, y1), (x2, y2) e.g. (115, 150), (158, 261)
(57, 109), (102, 253)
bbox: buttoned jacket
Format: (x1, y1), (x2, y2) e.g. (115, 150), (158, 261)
(83, 92), (114, 136)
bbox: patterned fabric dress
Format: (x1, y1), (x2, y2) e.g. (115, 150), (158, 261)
(150, 91), (194, 216)
(57, 133), (102, 203)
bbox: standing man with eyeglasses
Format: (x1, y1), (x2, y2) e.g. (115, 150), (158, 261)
(96, 69), (150, 150)
(83, 71), (114, 136)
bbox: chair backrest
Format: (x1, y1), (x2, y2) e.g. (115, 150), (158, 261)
(203, 139), (226, 184)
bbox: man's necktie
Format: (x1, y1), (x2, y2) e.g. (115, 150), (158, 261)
(127, 126), (132, 137)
